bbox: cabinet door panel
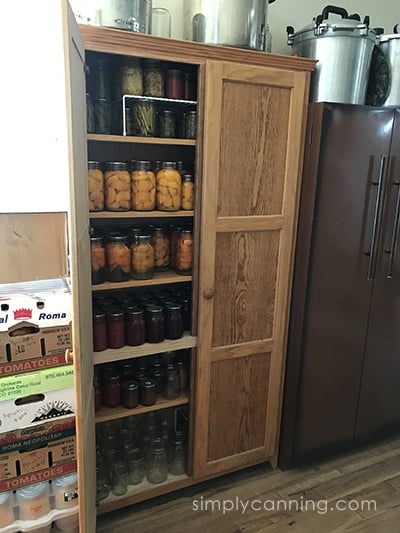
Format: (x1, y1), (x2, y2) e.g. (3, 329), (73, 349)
(212, 231), (279, 347)
(193, 61), (309, 477)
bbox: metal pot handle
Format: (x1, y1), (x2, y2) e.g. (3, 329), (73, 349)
(394, 23), (400, 34)
(321, 5), (349, 21)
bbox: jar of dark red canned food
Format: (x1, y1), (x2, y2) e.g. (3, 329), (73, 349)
(164, 303), (183, 340)
(102, 371), (122, 408)
(145, 305), (165, 343)
(107, 309), (125, 349)
(93, 310), (108, 352)
(125, 308), (145, 346)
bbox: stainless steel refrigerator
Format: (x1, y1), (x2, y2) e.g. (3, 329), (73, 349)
(280, 103), (400, 468)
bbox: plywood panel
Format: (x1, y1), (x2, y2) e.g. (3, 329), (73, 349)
(218, 83), (290, 217)
(212, 231), (280, 347)
(208, 353), (271, 461)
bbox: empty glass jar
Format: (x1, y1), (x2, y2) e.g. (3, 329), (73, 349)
(147, 438), (168, 484)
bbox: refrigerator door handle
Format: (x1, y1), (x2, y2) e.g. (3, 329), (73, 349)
(386, 177), (400, 279)
(367, 155), (386, 281)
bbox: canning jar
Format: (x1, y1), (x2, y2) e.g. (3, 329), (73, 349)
(90, 235), (106, 285)
(177, 112), (186, 138)
(107, 309), (125, 349)
(131, 160), (156, 211)
(88, 161), (104, 211)
(127, 450), (145, 485)
(125, 308), (145, 346)
(104, 162), (131, 211)
(94, 98), (112, 134)
(118, 59), (143, 98)
(156, 162), (182, 211)
(179, 296), (191, 331)
(105, 234), (131, 281)
(168, 431), (186, 475)
(131, 234), (154, 280)
(119, 360), (136, 381)
(147, 439), (168, 483)
(139, 378), (157, 406)
(102, 371), (122, 408)
(16, 482), (51, 521)
(177, 360), (189, 390)
(169, 225), (181, 268)
(93, 310), (108, 352)
(122, 380), (139, 409)
(96, 470), (110, 503)
(148, 366), (165, 393)
(0, 491), (14, 528)
(185, 110), (197, 139)
(145, 304), (165, 343)
(152, 227), (170, 271)
(165, 69), (184, 99)
(181, 173), (194, 210)
(163, 363), (180, 399)
(132, 101), (156, 136)
(111, 461), (129, 496)
(53, 473), (78, 510)
(143, 59), (164, 97)
(184, 72), (196, 101)
(176, 228), (193, 275)
(164, 303), (184, 340)
(92, 56), (111, 100)
(159, 109), (176, 138)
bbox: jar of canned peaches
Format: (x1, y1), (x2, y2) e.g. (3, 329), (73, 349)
(131, 160), (156, 211)
(181, 173), (194, 210)
(176, 228), (193, 275)
(152, 227), (169, 271)
(105, 233), (131, 282)
(90, 234), (106, 285)
(105, 162), (131, 211)
(131, 234), (155, 280)
(156, 162), (181, 211)
(88, 161), (104, 211)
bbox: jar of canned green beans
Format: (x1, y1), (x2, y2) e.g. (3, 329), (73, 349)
(132, 101), (156, 136)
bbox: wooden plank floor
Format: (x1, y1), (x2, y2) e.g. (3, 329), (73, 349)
(96, 435), (400, 532)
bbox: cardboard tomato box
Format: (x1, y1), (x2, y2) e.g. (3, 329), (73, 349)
(0, 278), (72, 376)
(0, 417), (76, 492)
(0, 365), (75, 432)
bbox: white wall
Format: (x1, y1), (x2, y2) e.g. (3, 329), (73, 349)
(150, 0), (399, 53)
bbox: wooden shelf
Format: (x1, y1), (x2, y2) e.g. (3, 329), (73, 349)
(97, 473), (193, 515)
(87, 134), (196, 146)
(92, 271), (192, 291)
(89, 210), (194, 220)
(93, 333), (197, 365)
(95, 391), (189, 423)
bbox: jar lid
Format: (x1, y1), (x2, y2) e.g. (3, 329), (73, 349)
(106, 234), (128, 243)
(107, 310), (124, 320)
(90, 234), (104, 244)
(141, 378), (156, 389)
(187, 110), (196, 116)
(53, 473), (78, 487)
(151, 437), (165, 453)
(88, 161), (103, 170)
(122, 380), (139, 391)
(134, 370), (148, 381)
(137, 234), (152, 242)
(105, 161), (128, 171)
(182, 173), (193, 181)
(145, 304), (164, 314)
(180, 228), (192, 234)
(126, 159), (136, 171)
(93, 309), (106, 321)
(149, 367), (163, 377)
(134, 160), (151, 171)
(17, 482), (48, 499)
(162, 161), (177, 169)
(165, 303), (182, 311)
(126, 308), (144, 317)
(161, 109), (175, 116)
(176, 161), (184, 169)
(167, 68), (183, 76)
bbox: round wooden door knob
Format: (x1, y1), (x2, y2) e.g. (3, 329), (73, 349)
(203, 289), (214, 300)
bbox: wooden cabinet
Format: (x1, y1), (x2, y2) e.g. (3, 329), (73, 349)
(75, 24), (314, 530)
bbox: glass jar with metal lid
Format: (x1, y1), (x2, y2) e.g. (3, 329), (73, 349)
(117, 58), (143, 98)
(164, 302), (184, 339)
(125, 308), (145, 346)
(88, 161), (104, 211)
(104, 162), (131, 211)
(105, 233), (131, 282)
(156, 162), (182, 211)
(102, 369), (122, 408)
(159, 109), (176, 138)
(90, 234), (106, 285)
(176, 228), (193, 275)
(106, 309), (125, 349)
(131, 160), (156, 211)
(185, 110), (197, 139)
(131, 234), (154, 280)
(132, 101), (156, 136)
(152, 227), (170, 271)
(181, 173), (194, 210)
(143, 59), (164, 97)
(145, 304), (165, 343)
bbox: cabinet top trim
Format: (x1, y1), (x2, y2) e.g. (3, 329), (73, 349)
(79, 25), (316, 72)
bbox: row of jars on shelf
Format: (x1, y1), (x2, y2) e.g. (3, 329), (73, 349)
(89, 160), (194, 212)
(91, 224), (193, 283)
(94, 358), (189, 411)
(87, 56), (197, 102)
(93, 287), (191, 350)
(87, 97), (196, 139)
(0, 474), (78, 530)
(96, 411), (187, 500)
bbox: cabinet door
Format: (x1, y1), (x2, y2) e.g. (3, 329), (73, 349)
(356, 109), (400, 440)
(64, 4), (97, 532)
(193, 61), (310, 477)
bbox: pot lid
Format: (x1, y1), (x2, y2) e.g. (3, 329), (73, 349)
(288, 5), (377, 45)
(379, 23), (400, 43)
